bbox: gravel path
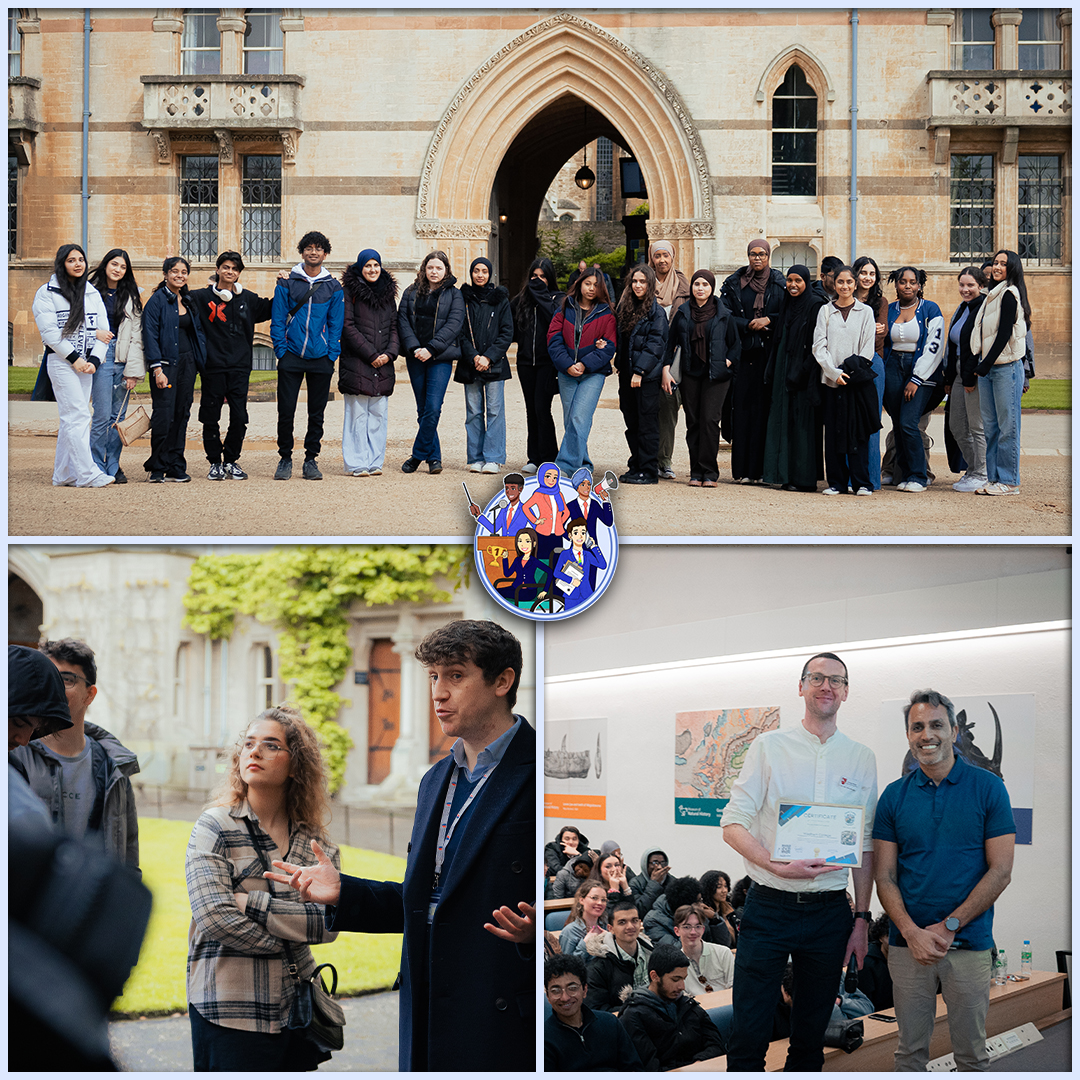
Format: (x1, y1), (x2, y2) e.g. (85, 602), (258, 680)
(8, 384), (1069, 537)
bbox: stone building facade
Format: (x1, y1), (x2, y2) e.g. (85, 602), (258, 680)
(7, 7), (1071, 369)
(7, 545), (536, 805)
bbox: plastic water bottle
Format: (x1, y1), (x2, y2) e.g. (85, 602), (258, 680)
(1019, 941), (1032, 980)
(993, 946), (1008, 985)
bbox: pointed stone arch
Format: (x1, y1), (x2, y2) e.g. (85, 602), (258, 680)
(415, 12), (714, 268)
(755, 45), (837, 104)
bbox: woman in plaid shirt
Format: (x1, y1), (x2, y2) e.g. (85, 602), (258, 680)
(186, 706), (341, 1070)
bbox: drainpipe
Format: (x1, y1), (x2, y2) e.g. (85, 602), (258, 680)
(219, 638), (229, 745)
(849, 9), (859, 263)
(81, 10), (91, 252)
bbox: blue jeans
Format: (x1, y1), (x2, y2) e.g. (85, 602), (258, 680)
(727, 885), (853, 1071)
(555, 371), (605, 474)
(884, 357), (937, 485)
(464, 378), (506, 464)
(89, 340), (128, 475)
(979, 360), (1023, 485)
(405, 356), (452, 463)
(867, 353), (885, 489)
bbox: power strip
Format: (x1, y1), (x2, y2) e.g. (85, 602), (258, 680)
(926, 1022), (1043, 1071)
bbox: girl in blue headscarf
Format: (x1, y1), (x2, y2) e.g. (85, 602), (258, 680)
(521, 461), (570, 563)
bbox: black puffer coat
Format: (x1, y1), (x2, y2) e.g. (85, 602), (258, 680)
(666, 299), (742, 382)
(455, 282), (513, 384)
(398, 275), (464, 364)
(339, 265), (400, 397)
(617, 299), (668, 381)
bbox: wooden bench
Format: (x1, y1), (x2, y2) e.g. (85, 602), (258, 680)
(676, 969), (1067, 1071)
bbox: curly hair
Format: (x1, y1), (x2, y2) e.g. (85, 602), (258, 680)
(888, 265), (927, 299)
(414, 250), (452, 298)
(616, 263), (657, 333)
(209, 705), (331, 833)
(414, 619), (522, 709)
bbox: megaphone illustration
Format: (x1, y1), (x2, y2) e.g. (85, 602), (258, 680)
(594, 470), (619, 499)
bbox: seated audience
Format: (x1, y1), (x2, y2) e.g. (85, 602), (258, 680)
(672, 903), (735, 995)
(559, 882), (609, 958)
(584, 900), (654, 1012)
(730, 875), (752, 923)
(629, 846), (672, 920)
(545, 824), (590, 880)
(587, 849), (634, 916)
(644, 874), (726, 948)
(545, 954), (644, 1071)
(618, 944), (726, 1070)
(552, 852), (595, 898)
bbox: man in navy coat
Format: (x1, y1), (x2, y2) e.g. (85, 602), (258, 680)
(267, 620), (535, 1071)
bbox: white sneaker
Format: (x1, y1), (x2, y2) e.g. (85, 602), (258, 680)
(953, 475), (987, 493)
(521, 463), (538, 475)
(468, 463), (482, 473)
(855, 487), (873, 496)
(900, 481), (927, 493)
(481, 462), (500, 474)
(822, 486), (841, 496)
(981, 482), (1020, 496)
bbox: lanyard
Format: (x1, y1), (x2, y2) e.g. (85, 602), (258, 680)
(432, 762), (496, 888)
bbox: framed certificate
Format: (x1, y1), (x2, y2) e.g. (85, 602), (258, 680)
(772, 802), (864, 866)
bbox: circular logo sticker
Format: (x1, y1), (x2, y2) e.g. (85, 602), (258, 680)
(469, 463), (619, 621)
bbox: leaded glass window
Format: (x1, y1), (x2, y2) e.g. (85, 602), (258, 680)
(949, 154), (994, 263)
(1018, 154), (1062, 264)
(772, 66), (817, 197)
(180, 155), (219, 262)
(242, 155), (281, 262)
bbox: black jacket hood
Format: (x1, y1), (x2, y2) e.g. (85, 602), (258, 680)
(8, 645), (72, 739)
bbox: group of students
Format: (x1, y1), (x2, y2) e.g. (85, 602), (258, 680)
(33, 234), (1033, 496)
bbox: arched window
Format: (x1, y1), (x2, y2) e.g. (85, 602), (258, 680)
(771, 65), (817, 197)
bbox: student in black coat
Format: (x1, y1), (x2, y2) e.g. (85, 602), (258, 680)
(618, 945), (726, 1070)
(510, 257), (562, 473)
(614, 264), (668, 484)
(721, 239), (786, 483)
(188, 251), (273, 480)
(663, 270), (741, 487)
(456, 256), (513, 471)
(339, 249), (399, 476)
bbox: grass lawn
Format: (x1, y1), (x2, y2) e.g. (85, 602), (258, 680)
(113, 818), (406, 1017)
(8, 367), (279, 396)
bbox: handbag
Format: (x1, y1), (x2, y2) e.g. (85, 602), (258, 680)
(822, 1009), (865, 1053)
(31, 351), (56, 402)
(114, 388), (151, 445)
(242, 819), (346, 1053)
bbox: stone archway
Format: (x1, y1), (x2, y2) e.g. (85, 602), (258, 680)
(415, 13), (714, 280)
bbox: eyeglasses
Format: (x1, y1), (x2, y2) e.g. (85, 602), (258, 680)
(240, 739), (290, 755)
(748, 251), (769, 259)
(58, 671), (93, 689)
(803, 673), (849, 688)
(547, 984), (583, 997)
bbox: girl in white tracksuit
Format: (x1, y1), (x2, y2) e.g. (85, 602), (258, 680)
(32, 243), (114, 487)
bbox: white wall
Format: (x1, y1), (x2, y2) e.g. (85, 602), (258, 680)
(545, 548), (1070, 965)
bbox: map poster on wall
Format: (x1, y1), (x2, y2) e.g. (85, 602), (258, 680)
(545, 717), (607, 820)
(674, 706), (780, 827)
(879, 693), (1036, 845)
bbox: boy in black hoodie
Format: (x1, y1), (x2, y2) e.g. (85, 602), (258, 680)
(188, 251), (273, 480)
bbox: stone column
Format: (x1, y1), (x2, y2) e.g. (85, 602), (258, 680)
(993, 9), (1023, 70)
(389, 613), (428, 789)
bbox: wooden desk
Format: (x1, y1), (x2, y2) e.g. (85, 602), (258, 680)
(676, 970), (1067, 1072)
(544, 898), (574, 912)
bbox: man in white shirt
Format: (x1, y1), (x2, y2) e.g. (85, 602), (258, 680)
(720, 652), (878, 1071)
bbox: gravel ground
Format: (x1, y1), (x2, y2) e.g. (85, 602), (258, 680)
(8, 382), (1070, 537)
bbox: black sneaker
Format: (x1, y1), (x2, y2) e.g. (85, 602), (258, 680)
(428, 460), (443, 475)
(164, 471), (192, 483)
(223, 462), (248, 480)
(149, 471), (165, 483)
(113, 469), (128, 485)
(207, 463), (225, 481)
(401, 457), (421, 473)
(274, 458), (293, 480)
(303, 459), (323, 481)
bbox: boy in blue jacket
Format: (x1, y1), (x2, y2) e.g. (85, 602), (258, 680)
(270, 230), (344, 480)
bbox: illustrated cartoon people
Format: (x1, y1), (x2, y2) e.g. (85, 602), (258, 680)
(554, 518), (608, 611)
(470, 472), (529, 536)
(496, 528), (549, 607)
(567, 467), (614, 544)
(522, 461), (571, 562)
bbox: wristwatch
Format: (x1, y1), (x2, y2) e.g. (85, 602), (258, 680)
(944, 916), (961, 932)
(854, 910), (872, 923)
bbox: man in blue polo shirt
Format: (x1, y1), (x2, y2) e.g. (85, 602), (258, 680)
(873, 689), (1015, 1071)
